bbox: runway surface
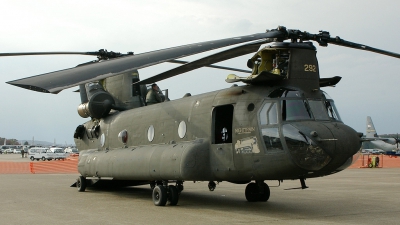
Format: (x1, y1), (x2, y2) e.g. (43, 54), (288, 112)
(1, 155), (400, 224)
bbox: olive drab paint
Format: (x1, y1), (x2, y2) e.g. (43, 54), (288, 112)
(7, 26), (400, 206)
(74, 43), (360, 183)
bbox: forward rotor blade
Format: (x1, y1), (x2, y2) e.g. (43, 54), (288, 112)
(0, 52), (97, 57)
(293, 30), (400, 59)
(6, 30), (286, 93)
(135, 39), (270, 85)
(168, 60), (251, 74)
(328, 39), (400, 59)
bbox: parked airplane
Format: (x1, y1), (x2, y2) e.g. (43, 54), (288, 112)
(363, 116), (399, 151)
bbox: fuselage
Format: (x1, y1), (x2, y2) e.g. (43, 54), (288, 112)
(74, 84), (361, 182)
(364, 140), (398, 151)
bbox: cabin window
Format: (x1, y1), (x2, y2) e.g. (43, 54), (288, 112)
(118, 130), (128, 144)
(100, 133), (105, 147)
(213, 105), (233, 144)
(147, 125), (155, 142)
(178, 121), (187, 139)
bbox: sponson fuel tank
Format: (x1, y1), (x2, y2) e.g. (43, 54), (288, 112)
(78, 139), (211, 181)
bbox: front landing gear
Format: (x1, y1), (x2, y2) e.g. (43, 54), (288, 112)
(245, 181), (270, 202)
(152, 181), (182, 206)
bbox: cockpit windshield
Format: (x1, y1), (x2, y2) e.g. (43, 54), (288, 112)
(308, 100), (329, 120)
(261, 89), (342, 122)
(281, 99), (312, 121)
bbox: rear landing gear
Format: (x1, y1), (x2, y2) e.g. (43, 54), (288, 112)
(76, 176), (87, 192)
(245, 181), (270, 202)
(168, 185), (179, 206)
(152, 181), (182, 206)
(152, 185), (168, 206)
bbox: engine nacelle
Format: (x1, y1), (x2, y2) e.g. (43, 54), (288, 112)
(77, 82), (115, 119)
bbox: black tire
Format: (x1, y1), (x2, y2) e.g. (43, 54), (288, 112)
(77, 176), (87, 192)
(168, 185), (179, 206)
(258, 183), (270, 202)
(152, 185), (167, 206)
(245, 183), (259, 202)
(41, 156), (46, 161)
(30, 156), (34, 161)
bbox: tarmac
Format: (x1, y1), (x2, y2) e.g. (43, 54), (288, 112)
(1, 154), (400, 225)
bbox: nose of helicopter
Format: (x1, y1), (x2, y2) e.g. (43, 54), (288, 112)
(283, 122), (361, 172)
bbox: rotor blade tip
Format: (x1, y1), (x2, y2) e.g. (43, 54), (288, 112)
(6, 82), (51, 93)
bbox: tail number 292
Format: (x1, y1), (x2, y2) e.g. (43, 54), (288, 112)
(304, 64), (317, 72)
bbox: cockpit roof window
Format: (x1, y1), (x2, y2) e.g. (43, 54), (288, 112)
(269, 88), (302, 98)
(322, 91), (333, 100)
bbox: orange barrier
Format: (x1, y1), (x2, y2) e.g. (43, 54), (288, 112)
(0, 158), (78, 174)
(0, 162), (31, 174)
(1, 155), (398, 173)
(349, 154), (400, 169)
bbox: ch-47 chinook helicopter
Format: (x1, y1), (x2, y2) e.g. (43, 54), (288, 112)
(3, 26), (400, 206)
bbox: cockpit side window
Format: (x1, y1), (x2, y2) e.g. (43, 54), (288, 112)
(259, 102), (278, 125)
(325, 100), (342, 121)
(322, 91), (342, 121)
(259, 101), (283, 151)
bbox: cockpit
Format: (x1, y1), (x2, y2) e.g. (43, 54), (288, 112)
(258, 88), (343, 171)
(264, 88), (342, 122)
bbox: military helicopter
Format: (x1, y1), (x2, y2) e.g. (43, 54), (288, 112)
(3, 26), (400, 206)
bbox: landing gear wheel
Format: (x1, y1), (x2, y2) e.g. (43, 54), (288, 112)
(76, 176), (87, 192)
(152, 185), (167, 206)
(30, 156), (34, 161)
(258, 183), (270, 202)
(168, 185), (179, 206)
(245, 183), (258, 202)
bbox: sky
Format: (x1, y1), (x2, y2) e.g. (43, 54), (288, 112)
(1, 0), (400, 145)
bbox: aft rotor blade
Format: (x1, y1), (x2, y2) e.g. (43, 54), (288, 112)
(6, 30), (286, 93)
(168, 59), (251, 74)
(136, 39), (269, 85)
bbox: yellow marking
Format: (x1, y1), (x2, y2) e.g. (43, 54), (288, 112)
(304, 64), (317, 72)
